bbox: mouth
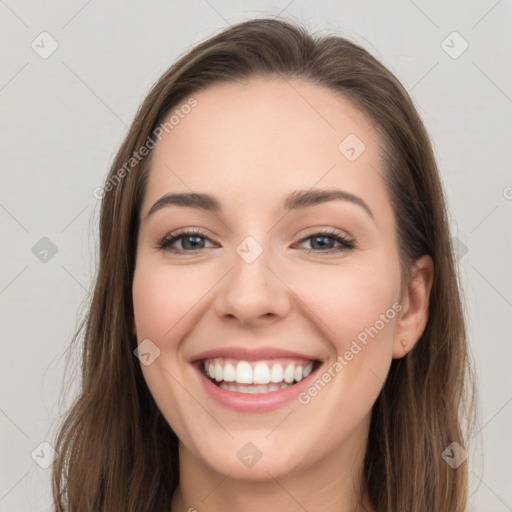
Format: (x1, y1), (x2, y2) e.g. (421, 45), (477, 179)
(196, 357), (322, 394)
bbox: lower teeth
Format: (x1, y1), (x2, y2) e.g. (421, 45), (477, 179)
(217, 381), (293, 393)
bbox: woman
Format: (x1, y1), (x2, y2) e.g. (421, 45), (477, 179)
(52, 17), (477, 511)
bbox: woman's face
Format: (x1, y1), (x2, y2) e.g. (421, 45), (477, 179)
(132, 77), (416, 480)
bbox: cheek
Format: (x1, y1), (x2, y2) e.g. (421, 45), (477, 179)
(132, 261), (204, 339)
(132, 262), (204, 441)
(297, 262), (400, 343)
(290, 266), (400, 439)
(291, 260), (401, 401)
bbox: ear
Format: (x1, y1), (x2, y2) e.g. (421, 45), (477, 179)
(393, 255), (434, 358)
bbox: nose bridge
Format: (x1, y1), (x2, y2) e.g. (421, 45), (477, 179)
(214, 231), (290, 325)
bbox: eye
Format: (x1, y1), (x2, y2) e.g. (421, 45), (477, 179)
(295, 229), (355, 254)
(156, 229), (217, 253)
(155, 228), (355, 255)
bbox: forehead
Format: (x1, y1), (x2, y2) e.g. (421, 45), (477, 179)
(142, 77), (389, 221)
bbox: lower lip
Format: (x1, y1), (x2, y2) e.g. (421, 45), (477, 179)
(195, 363), (320, 413)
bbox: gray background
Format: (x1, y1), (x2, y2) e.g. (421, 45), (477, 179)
(1, 1), (511, 510)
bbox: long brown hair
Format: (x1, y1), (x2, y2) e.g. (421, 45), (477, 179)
(52, 17), (477, 511)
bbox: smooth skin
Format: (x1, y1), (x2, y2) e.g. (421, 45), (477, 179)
(132, 77), (433, 512)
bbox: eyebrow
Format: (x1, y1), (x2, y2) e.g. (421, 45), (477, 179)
(145, 188), (374, 220)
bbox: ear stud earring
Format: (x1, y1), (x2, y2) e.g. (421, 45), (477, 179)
(400, 339), (408, 351)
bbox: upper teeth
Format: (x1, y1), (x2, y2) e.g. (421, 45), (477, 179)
(204, 359), (314, 385)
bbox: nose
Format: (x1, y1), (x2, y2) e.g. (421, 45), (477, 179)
(213, 242), (291, 328)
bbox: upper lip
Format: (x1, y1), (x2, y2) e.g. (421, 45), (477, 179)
(190, 346), (321, 363)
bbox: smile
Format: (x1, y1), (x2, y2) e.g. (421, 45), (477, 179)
(202, 358), (315, 393)
(190, 346), (323, 412)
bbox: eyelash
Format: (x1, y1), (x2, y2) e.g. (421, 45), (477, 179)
(155, 228), (355, 255)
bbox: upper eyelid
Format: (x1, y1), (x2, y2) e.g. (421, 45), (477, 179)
(297, 227), (351, 239)
(162, 227), (351, 240)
